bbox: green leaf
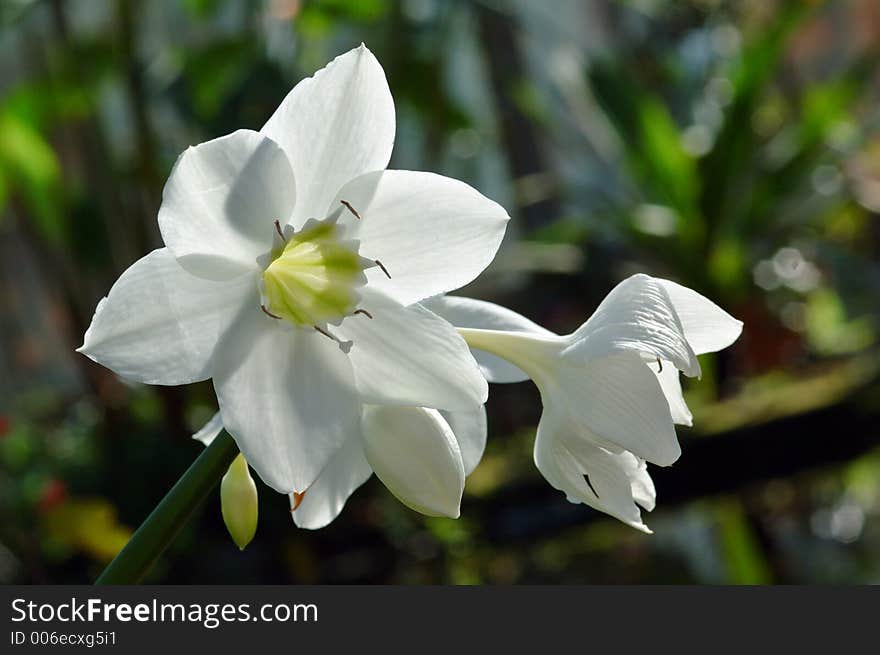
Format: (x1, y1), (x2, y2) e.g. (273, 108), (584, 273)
(0, 110), (64, 243)
(716, 499), (773, 584)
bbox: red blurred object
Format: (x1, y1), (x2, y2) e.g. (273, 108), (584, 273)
(0, 415), (10, 437)
(735, 299), (804, 376)
(38, 479), (68, 513)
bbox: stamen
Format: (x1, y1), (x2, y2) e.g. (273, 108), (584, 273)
(374, 259), (391, 279)
(340, 200), (362, 220)
(291, 491), (306, 511)
(353, 309), (373, 319)
(273, 219), (285, 241)
(584, 473), (600, 499)
(313, 324), (336, 341)
(314, 325), (353, 353)
(657, 357), (663, 373)
(261, 304), (282, 319)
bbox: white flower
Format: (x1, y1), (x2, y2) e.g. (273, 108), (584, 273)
(194, 403), (486, 528)
(426, 274), (743, 532)
(79, 45), (508, 495)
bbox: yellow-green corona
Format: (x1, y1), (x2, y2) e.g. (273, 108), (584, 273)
(261, 220), (367, 327)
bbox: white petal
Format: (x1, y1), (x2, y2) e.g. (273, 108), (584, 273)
(424, 295), (552, 383)
(192, 411), (224, 446)
(212, 315), (361, 494)
(291, 433), (373, 530)
(629, 458), (656, 512)
(158, 129), (297, 280)
(440, 405), (487, 476)
(261, 44), (394, 227)
(657, 278), (743, 355)
(331, 170), (509, 305)
(361, 405), (465, 518)
(654, 361), (693, 427)
(78, 248), (253, 385)
(546, 351), (681, 466)
(337, 287), (488, 411)
(533, 411), (653, 532)
(565, 274), (701, 377)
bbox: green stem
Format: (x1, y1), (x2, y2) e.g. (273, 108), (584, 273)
(95, 430), (239, 585)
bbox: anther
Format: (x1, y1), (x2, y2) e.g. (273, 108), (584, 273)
(340, 200), (362, 220)
(374, 259), (391, 279)
(291, 491), (306, 511)
(314, 325), (354, 353)
(353, 309), (373, 319)
(584, 473), (600, 499)
(273, 219), (285, 241)
(657, 357), (663, 373)
(261, 304), (282, 319)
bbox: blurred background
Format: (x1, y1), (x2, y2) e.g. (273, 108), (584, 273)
(1, 0), (879, 584)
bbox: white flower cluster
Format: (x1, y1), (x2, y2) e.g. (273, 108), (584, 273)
(79, 46), (741, 543)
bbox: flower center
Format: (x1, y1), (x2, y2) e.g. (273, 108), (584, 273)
(262, 220), (365, 327)
(259, 202), (390, 349)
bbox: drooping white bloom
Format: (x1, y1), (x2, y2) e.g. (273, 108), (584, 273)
(426, 274), (743, 532)
(79, 45), (508, 496)
(194, 403), (486, 528)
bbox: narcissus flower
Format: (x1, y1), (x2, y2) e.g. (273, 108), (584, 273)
(426, 274), (743, 532)
(79, 44), (507, 495)
(195, 403), (486, 529)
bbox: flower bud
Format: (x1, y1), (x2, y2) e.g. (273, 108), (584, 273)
(361, 405), (465, 518)
(221, 454), (259, 550)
